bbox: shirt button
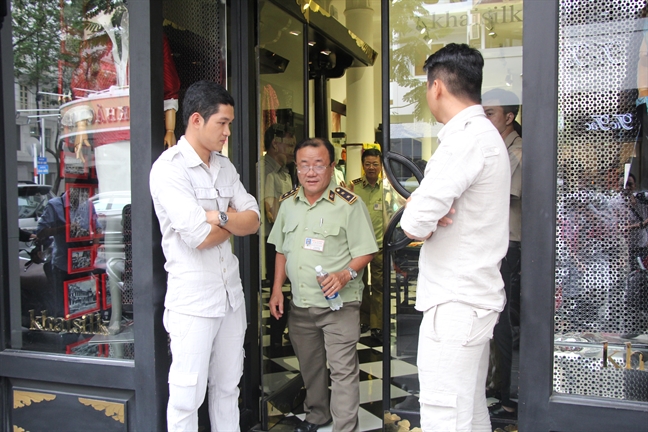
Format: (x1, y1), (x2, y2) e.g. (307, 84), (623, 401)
(221, 257), (224, 262)
(223, 269), (227, 273)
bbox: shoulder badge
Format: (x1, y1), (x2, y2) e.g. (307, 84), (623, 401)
(335, 187), (358, 205)
(279, 186), (299, 202)
(352, 178), (363, 185)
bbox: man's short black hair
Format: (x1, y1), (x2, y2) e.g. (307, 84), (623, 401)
(423, 43), (484, 104)
(294, 137), (335, 166)
(362, 148), (382, 163)
(482, 88), (520, 118)
(182, 80), (235, 128)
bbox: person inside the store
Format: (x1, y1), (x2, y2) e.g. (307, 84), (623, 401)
(400, 43), (510, 432)
(268, 137), (377, 432)
(483, 88), (523, 420)
(150, 81), (260, 432)
(261, 123), (296, 348)
(350, 148), (385, 343)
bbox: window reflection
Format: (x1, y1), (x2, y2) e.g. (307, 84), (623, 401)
(13, 2), (134, 359)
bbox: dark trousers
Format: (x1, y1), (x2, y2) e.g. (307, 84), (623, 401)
(266, 240), (290, 346)
(492, 242), (521, 407)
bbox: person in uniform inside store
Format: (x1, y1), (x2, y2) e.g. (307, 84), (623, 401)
(400, 43), (510, 432)
(261, 123), (296, 347)
(268, 137), (378, 432)
(482, 88), (523, 420)
(350, 148), (385, 343)
(150, 81), (260, 432)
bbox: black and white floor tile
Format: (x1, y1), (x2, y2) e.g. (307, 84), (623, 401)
(259, 285), (519, 432)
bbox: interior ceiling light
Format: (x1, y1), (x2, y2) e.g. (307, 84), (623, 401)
(308, 41), (316, 46)
(320, 50), (331, 55)
(289, 31), (301, 36)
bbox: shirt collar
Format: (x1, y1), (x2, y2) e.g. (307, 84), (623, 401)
(504, 130), (520, 148)
(296, 178), (337, 204)
(438, 104), (485, 144)
(360, 175), (380, 189)
(177, 135), (221, 169)
(264, 154), (282, 173)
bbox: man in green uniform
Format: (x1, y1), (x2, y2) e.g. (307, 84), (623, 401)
(350, 148), (384, 342)
(268, 138), (378, 432)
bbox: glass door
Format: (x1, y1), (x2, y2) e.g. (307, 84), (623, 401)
(383, 1), (524, 429)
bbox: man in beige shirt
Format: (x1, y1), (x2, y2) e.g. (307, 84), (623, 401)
(483, 88), (522, 419)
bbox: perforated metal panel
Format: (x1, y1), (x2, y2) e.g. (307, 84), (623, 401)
(163, 0), (226, 137)
(554, 0), (648, 401)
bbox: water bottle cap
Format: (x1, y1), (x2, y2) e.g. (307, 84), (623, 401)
(315, 265), (323, 272)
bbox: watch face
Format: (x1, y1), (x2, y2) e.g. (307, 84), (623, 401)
(219, 212), (228, 224)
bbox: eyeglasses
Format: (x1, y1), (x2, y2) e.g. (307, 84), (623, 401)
(297, 164), (329, 174)
(363, 163), (381, 168)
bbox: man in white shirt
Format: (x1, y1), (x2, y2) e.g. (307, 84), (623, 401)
(150, 80), (260, 432)
(400, 44), (510, 432)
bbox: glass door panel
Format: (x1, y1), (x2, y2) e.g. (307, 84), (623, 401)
(385, 0), (524, 427)
(258, 2), (305, 428)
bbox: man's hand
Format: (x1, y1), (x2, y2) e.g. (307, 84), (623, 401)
(269, 289), (284, 320)
(402, 207), (455, 240)
(438, 207), (456, 227)
(319, 270), (351, 298)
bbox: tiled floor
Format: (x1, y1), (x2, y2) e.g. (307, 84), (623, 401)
(259, 285), (519, 432)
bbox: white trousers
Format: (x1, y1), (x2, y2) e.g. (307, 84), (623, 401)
(164, 304), (246, 432)
(417, 302), (499, 432)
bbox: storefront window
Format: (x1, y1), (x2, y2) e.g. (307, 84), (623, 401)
(554, 0), (648, 402)
(11, 1), (133, 358)
(387, 0), (523, 418)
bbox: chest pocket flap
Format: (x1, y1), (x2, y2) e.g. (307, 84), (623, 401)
(194, 187), (218, 200)
(313, 222), (341, 238)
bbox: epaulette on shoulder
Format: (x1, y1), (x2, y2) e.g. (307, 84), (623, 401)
(352, 178), (363, 185)
(335, 187), (358, 205)
(279, 186), (299, 202)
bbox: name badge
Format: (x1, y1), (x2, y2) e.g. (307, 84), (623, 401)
(373, 202), (382, 211)
(304, 237), (325, 252)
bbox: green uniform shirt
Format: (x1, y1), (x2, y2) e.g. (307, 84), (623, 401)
(268, 179), (378, 308)
(352, 176), (384, 249)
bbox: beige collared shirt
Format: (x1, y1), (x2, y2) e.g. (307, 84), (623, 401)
(505, 131), (522, 242)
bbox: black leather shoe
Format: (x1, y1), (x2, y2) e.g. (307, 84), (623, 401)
(294, 418), (332, 432)
(489, 403), (517, 420)
(360, 324), (370, 334)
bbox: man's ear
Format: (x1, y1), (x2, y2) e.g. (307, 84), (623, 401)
(189, 112), (203, 128)
(505, 111), (516, 126)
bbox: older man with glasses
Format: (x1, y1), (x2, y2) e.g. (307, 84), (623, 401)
(268, 137), (378, 432)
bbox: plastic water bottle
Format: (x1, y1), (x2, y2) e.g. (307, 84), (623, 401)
(315, 265), (343, 311)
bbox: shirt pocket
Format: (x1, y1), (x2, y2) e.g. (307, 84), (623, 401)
(312, 223), (342, 256)
(194, 186), (218, 211)
(216, 185), (235, 212)
(281, 218), (300, 254)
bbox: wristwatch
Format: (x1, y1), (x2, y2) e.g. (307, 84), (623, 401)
(346, 266), (357, 280)
(218, 211), (229, 227)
